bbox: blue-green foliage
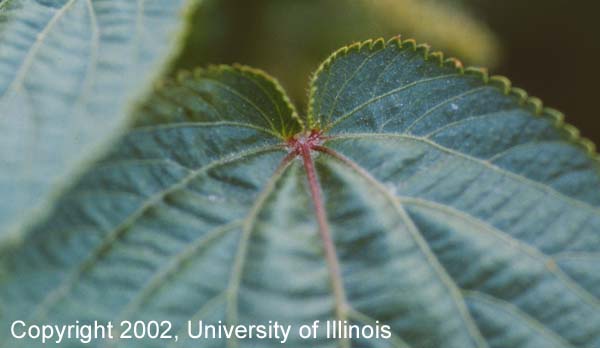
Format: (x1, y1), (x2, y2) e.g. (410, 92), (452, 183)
(0, 38), (598, 348)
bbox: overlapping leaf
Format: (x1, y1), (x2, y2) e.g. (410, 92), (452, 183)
(0, 0), (200, 244)
(1, 38), (599, 348)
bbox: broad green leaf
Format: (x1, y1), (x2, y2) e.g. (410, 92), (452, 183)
(0, 0), (201, 244)
(1, 39), (599, 348)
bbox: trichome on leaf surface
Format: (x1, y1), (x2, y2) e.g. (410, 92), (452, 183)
(1, 36), (599, 348)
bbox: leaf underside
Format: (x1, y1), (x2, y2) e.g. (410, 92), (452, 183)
(1, 38), (599, 348)
(0, 0), (197, 243)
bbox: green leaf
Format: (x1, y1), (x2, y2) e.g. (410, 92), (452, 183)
(0, 0), (201, 244)
(1, 38), (599, 348)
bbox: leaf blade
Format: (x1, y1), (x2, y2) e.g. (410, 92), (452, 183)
(309, 38), (600, 347)
(2, 39), (600, 348)
(0, 0), (201, 243)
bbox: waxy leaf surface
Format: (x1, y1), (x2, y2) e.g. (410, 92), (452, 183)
(1, 39), (599, 348)
(0, 0), (199, 242)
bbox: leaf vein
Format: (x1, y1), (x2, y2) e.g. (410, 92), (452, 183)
(329, 133), (600, 215)
(0, 0), (78, 100)
(325, 74), (460, 131)
(326, 48), (386, 125)
(131, 120), (282, 139)
(25, 144), (284, 322)
(405, 86), (491, 134)
(225, 153), (295, 348)
(486, 140), (584, 163)
(401, 196), (600, 307)
(104, 221), (242, 347)
(463, 290), (576, 348)
(167, 292), (228, 348)
(199, 77), (280, 137)
(422, 108), (524, 138)
(315, 146), (489, 348)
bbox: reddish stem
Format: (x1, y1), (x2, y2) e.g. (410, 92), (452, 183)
(291, 132), (347, 320)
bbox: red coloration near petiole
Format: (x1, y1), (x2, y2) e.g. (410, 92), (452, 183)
(286, 129), (348, 320)
(286, 129), (324, 155)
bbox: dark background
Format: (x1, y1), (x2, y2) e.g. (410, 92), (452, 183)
(470, 0), (600, 144)
(172, 0), (600, 144)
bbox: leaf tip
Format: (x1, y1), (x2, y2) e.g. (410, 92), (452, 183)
(524, 96), (543, 115)
(464, 67), (490, 83)
(428, 51), (445, 65)
(489, 75), (512, 95)
(443, 57), (465, 72)
(509, 87), (528, 104)
(543, 107), (565, 126)
(401, 38), (418, 51)
(369, 38), (386, 50)
(415, 43), (432, 59)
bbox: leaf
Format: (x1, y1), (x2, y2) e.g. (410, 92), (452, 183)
(0, 0), (201, 244)
(1, 38), (599, 348)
